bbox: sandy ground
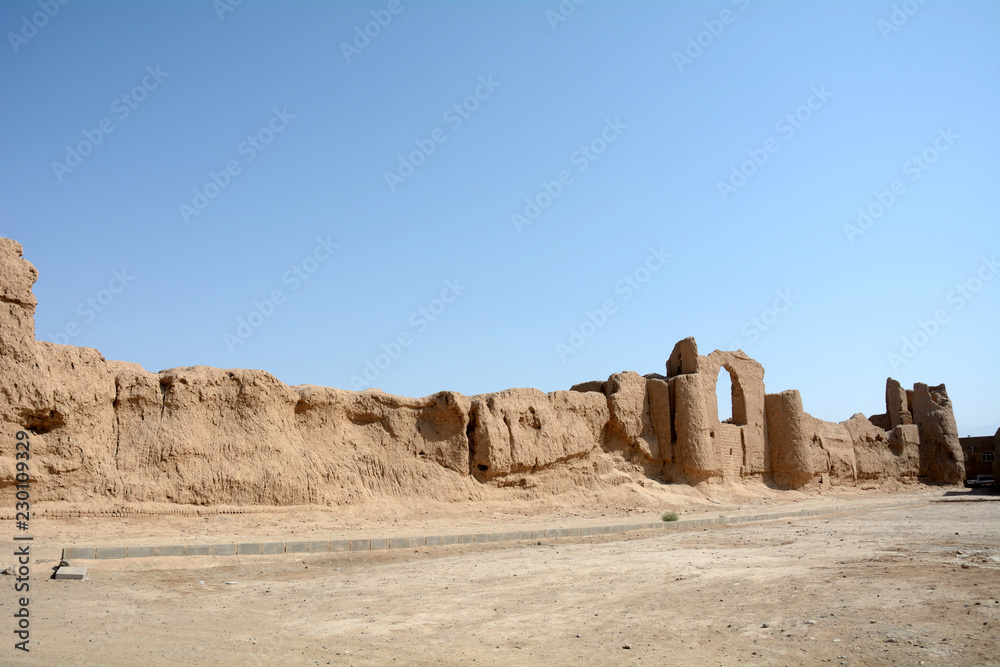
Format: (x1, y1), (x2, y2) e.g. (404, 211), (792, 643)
(13, 482), (964, 557)
(2, 488), (999, 665)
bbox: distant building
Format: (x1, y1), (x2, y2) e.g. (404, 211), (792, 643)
(959, 431), (998, 479)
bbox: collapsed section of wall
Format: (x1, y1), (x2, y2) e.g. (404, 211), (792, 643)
(467, 388), (607, 479)
(762, 375), (963, 489)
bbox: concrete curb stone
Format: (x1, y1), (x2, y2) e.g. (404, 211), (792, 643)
(59, 501), (922, 561)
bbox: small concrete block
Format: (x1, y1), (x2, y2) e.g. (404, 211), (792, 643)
(329, 540), (351, 552)
(425, 535), (442, 546)
(579, 526), (593, 536)
(310, 540), (332, 552)
(370, 538), (390, 551)
(127, 546), (155, 558)
(389, 537), (408, 549)
(350, 539), (371, 552)
(261, 542), (285, 555)
(62, 547), (96, 560)
(212, 544), (237, 556)
(54, 566), (87, 580)
(442, 535), (457, 545)
(529, 530), (544, 539)
(155, 545), (184, 557)
(457, 534), (475, 544)
(95, 547), (127, 560)
(502, 531), (520, 541)
(568, 527), (582, 537)
(286, 542), (309, 553)
(557, 528), (570, 538)
(185, 544), (211, 556)
(490, 533), (504, 543)
(517, 531), (533, 540)
(474, 533), (490, 543)
(407, 536), (426, 548)
(237, 543), (261, 555)
(544, 529), (558, 538)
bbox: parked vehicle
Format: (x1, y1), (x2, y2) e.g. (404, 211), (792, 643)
(964, 475), (995, 488)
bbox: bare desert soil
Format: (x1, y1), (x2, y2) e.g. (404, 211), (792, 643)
(3, 489), (999, 666)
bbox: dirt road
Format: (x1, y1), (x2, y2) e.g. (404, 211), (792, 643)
(3, 495), (999, 665)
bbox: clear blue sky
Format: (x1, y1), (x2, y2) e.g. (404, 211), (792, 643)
(3, 0), (997, 435)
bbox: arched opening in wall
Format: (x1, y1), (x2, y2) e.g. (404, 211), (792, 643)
(716, 367), (734, 424)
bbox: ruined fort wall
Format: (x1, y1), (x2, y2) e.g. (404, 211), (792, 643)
(0, 239), (965, 507)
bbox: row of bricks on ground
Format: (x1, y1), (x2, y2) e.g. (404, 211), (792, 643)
(60, 507), (853, 560)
